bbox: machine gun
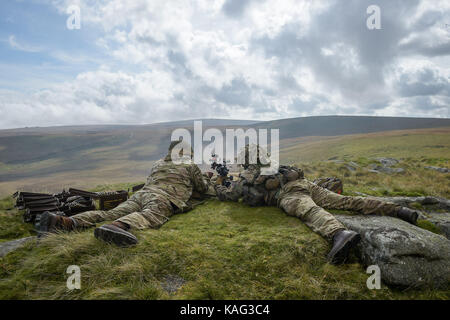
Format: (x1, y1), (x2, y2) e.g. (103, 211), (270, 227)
(210, 153), (233, 187)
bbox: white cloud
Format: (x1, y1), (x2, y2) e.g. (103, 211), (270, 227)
(0, 0), (449, 129)
(8, 35), (42, 53)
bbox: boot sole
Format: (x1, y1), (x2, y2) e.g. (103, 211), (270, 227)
(94, 226), (138, 247)
(328, 233), (361, 265)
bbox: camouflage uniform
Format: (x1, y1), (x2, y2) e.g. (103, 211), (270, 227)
(216, 163), (400, 241)
(72, 152), (208, 230)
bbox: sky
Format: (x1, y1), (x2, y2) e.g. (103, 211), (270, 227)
(0, 0), (449, 129)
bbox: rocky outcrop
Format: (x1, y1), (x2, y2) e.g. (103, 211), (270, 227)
(367, 196), (450, 239)
(0, 237), (35, 258)
(370, 196), (450, 211)
(366, 157), (405, 174)
(424, 166), (449, 173)
(374, 157), (399, 167)
(335, 215), (450, 289)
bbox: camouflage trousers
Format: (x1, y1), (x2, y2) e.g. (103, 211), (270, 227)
(278, 179), (399, 240)
(71, 190), (174, 230)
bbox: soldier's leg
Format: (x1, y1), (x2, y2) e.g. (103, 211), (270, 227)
(308, 181), (399, 217)
(71, 193), (142, 228)
(115, 194), (174, 230)
(279, 191), (345, 240)
(93, 194), (174, 246)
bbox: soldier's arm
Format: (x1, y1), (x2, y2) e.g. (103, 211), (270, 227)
(190, 164), (208, 194)
(214, 180), (244, 202)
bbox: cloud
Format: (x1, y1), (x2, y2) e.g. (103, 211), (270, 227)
(397, 67), (450, 97)
(222, 0), (255, 18)
(8, 35), (42, 53)
(0, 0), (449, 129)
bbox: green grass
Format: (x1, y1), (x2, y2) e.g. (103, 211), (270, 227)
(299, 159), (450, 199)
(417, 220), (443, 236)
(0, 197), (34, 243)
(1, 200), (448, 300)
(282, 129), (450, 199)
(282, 128), (450, 164)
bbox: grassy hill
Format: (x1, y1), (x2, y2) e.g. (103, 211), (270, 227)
(0, 116), (449, 197)
(0, 199), (448, 300)
(255, 116), (450, 140)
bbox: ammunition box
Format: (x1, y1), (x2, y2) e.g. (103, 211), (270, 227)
(98, 190), (129, 210)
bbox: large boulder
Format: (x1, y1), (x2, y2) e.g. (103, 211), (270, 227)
(335, 215), (450, 289)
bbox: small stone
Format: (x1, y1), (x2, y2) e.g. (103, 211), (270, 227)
(0, 237), (36, 258)
(161, 275), (186, 294)
(375, 157), (399, 167)
(424, 166), (449, 173)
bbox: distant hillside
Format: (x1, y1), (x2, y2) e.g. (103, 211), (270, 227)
(251, 116), (450, 140)
(0, 116), (448, 196)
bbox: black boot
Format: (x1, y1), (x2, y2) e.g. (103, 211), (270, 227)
(327, 230), (361, 265)
(94, 222), (138, 247)
(396, 207), (419, 225)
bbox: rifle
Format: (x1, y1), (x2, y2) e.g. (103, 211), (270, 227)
(132, 183), (145, 192)
(210, 154), (233, 187)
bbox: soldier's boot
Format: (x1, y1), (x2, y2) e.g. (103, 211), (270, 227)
(94, 221), (138, 247)
(327, 230), (361, 265)
(396, 207), (419, 225)
(38, 211), (76, 235)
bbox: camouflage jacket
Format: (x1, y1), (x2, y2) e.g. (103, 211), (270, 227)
(143, 158), (208, 212)
(215, 164), (304, 207)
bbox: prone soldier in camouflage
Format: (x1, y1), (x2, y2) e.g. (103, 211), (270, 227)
(215, 144), (419, 264)
(38, 140), (209, 247)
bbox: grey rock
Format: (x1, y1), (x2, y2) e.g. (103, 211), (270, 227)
(426, 212), (450, 240)
(367, 158), (404, 174)
(370, 196), (450, 239)
(369, 165), (405, 174)
(424, 166), (449, 173)
(335, 215), (450, 289)
(328, 159), (345, 164)
(372, 196), (450, 211)
(345, 165), (357, 172)
(0, 237), (36, 258)
(375, 157), (399, 167)
(348, 161), (360, 168)
(161, 275), (186, 294)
